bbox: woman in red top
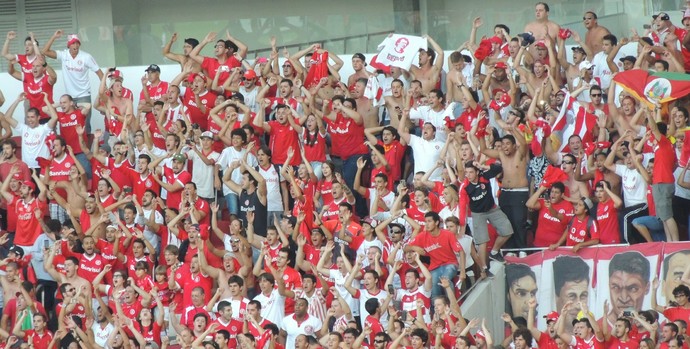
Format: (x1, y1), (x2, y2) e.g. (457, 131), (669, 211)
(132, 294), (164, 345)
(316, 162), (337, 207)
(299, 114), (327, 179)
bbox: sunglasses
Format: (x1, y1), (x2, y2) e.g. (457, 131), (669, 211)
(375, 340), (386, 344)
(583, 17), (594, 20)
(282, 65), (291, 68)
(562, 161), (575, 165)
(591, 94), (602, 97)
(391, 230), (403, 234)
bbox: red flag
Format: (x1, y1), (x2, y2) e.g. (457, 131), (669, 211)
(613, 69), (690, 108)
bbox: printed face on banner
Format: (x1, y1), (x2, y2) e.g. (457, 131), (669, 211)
(603, 251), (651, 326)
(506, 264), (538, 319)
(661, 251), (690, 302)
(552, 255), (591, 331)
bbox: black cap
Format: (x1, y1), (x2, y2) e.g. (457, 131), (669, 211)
(281, 213), (297, 227)
(352, 53), (367, 66)
(145, 64), (161, 73)
(653, 13), (670, 21)
(9, 245), (24, 258)
(571, 46), (586, 54)
(619, 55), (637, 64)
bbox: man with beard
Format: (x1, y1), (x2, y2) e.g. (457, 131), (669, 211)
(45, 252), (92, 301)
(528, 299), (560, 349)
(1, 165), (48, 251)
(170, 62), (216, 130)
(150, 153), (191, 212)
(601, 303), (639, 349)
(91, 305), (114, 347)
(43, 136), (76, 223)
(189, 31), (247, 87)
(132, 189), (164, 249)
(410, 35), (444, 95)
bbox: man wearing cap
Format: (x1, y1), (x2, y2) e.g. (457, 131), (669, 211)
(42, 30), (104, 134)
(650, 12), (683, 47)
(527, 298), (560, 349)
(347, 53), (369, 89)
(238, 69), (260, 113)
(185, 131), (220, 202)
(150, 153), (191, 211)
(571, 61), (599, 103)
(138, 64), (169, 113)
(583, 12), (611, 54)
(106, 69), (134, 100)
(556, 31), (592, 89)
(163, 32), (201, 72)
(619, 56), (637, 71)
(524, 2), (561, 42)
(410, 35), (444, 95)
(189, 31), (247, 87)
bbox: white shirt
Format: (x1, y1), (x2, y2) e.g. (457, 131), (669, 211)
(281, 314), (322, 349)
(257, 164), (284, 212)
(15, 123), (51, 168)
(328, 269), (360, 317)
(615, 164), (647, 207)
(56, 49), (100, 98)
(136, 208), (164, 249)
(186, 146), (221, 199)
(216, 147), (257, 196)
(239, 85), (259, 113)
(253, 289), (285, 326)
(591, 51), (623, 89)
(409, 103), (456, 143)
(92, 322), (114, 348)
(408, 135), (444, 181)
(355, 288), (389, 328)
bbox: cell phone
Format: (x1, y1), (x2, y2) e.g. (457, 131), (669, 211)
(622, 310), (632, 317)
(401, 311), (408, 322)
(388, 284), (395, 295)
(192, 123), (200, 130)
(123, 187), (132, 194)
(643, 24), (651, 29)
(44, 240), (50, 250)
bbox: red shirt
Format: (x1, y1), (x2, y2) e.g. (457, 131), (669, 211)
(538, 332), (560, 349)
(572, 336), (605, 349)
(664, 307), (690, 334)
(169, 263), (189, 314)
(533, 199), (574, 247)
(129, 169), (161, 204)
(107, 158), (134, 190)
(140, 81), (170, 103)
(364, 315), (384, 345)
(213, 318), (244, 348)
(121, 299), (144, 320)
(77, 253), (108, 282)
(57, 110), (86, 154)
(267, 121), (300, 166)
(16, 54), (35, 81)
(55, 301), (87, 329)
(14, 197), (47, 246)
(457, 105), (486, 133)
(302, 129), (327, 162)
(162, 166), (191, 210)
(23, 330), (53, 349)
(317, 179), (334, 206)
(596, 199), (620, 244)
(201, 56), (241, 86)
(25, 74), (54, 119)
(144, 113), (167, 150)
(378, 139), (406, 183)
(182, 89), (216, 130)
(180, 270), (213, 308)
(133, 321), (162, 345)
(566, 216), (600, 246)
(652, 136), (676, 184)
(279, 267), (303, 314)
(324, 113), (368, 159)
(408, 229), (462, 270)
(46, 154), (76, 202)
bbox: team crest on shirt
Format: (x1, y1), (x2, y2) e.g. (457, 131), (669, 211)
(435, 145), (440, 150)
(283, 275), (289, 280)
(201, 100), (208, 105)
(480, 183), (485, 189)
(231, 326), (237, 331)
(77, 60), (82, 65)
(305, 325), (314, 334)
(146, 179), (152, 187)
(604, 205), (609, 212)
(66, 163), (72, 168)
(71, 114), (76, 120)
(245, 200), (249, 205)
(129, 309), (135, 315)
(157, 88), (162, 93)
(95, 260), (101, 265)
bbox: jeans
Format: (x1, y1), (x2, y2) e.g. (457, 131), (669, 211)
(224, 193), (239, 216)
(74, 152), (93, 180)
(73, 95), (93, 134)
(430, 263), (458, 301)
(499, 189), (529, 249)
(341, 154), (368, 217)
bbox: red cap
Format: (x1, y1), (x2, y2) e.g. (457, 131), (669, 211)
(21, 180), (36, 190)
(494, 61), (508, 70)
(475, 330), (486, 340)
(500, 93), (512, 106)
(12, 172), (21, 180)
(108, 70), (123, 80)
(544, 311), (560, 322)
(67, 34), (81, 47)
(535, 40), (547, 48)
(489, 36), (502, 45)
(243, 70), (257, 80)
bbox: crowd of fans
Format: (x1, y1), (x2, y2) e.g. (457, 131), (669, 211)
(0, 1), (689, 348)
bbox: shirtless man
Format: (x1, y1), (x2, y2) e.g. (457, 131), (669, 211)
(523, 2), (561, 42)
(162, 33), (200, 72)
(383, 79), (406, 128)
(560, 153), (590, 201)
(583, 12), (611, 54)
(410, 35), (444, 95)
(557, 32), (593, 89)
(353, 78), (380, 128)
(476, 127), (530, 249)
(45, 247), (92, 298)
(446, 51), (473, 103)
(197, 239), (250, 299)
(347, 53), (369, 89)
(0, 261), (22, 304)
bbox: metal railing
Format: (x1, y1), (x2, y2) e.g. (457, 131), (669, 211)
(244, 30), (394, 57)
